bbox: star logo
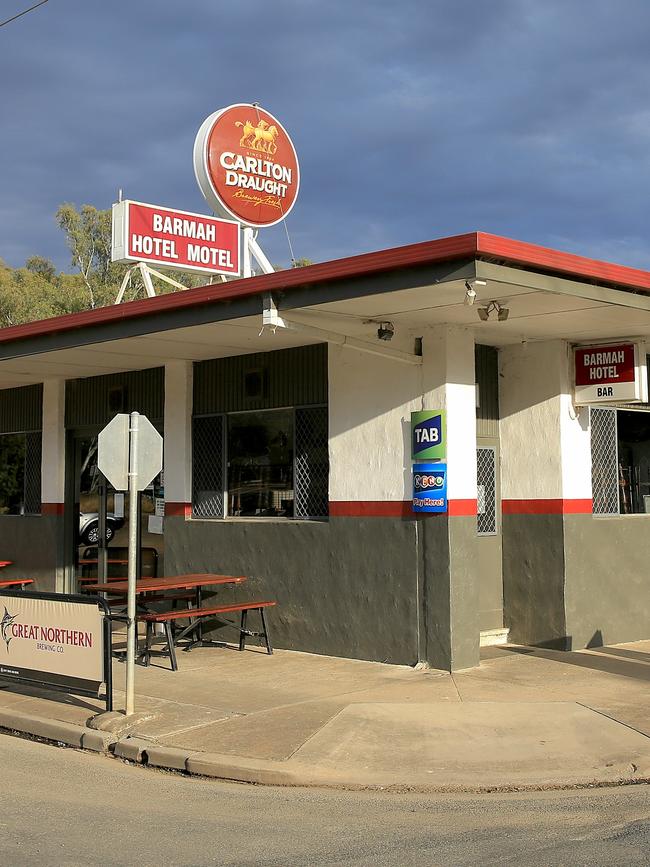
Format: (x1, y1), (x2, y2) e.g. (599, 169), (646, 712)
(1, 606), (17, 652)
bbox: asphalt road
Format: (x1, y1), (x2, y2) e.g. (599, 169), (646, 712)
(2, 733), (649, 866)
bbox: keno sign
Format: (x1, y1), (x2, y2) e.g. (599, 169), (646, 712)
(574, 342), (646, 404)
(194, 103), (300, 228)
(112, 200), (240, 276)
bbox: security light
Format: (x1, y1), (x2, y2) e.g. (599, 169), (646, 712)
(377, 322), (395, 341)
(464, 279), (487, 306)
(477, 301), (509, 322)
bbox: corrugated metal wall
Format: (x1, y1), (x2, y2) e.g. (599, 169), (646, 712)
(476, 344), (499, 438)
(65, 368), (164, 429)
(0, 384), (43, 434)
(194, 344), (328, 415)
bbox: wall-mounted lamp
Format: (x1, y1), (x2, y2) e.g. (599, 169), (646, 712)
(464, 279), (487, 306)
(477, 301), (509, 322)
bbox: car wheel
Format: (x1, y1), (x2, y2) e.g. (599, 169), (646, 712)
(83, 523), (114, 545)
(83, 523), (99, 545)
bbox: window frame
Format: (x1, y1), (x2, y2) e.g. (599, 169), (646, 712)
(590, 404), (650, 517)
(192, 403), (329, 522)
(0, 429), (42, 517)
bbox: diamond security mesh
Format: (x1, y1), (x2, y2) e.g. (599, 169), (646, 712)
(294, 406), (328, 519)
(192, 415), (224, 518)
(477, 447), (497, 535)
(590, 407), (618, 515)
(24, 432), (41, 515)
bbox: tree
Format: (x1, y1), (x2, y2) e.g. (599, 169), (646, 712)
(25, 255), (56, 282)
(56, 204), (115, 308)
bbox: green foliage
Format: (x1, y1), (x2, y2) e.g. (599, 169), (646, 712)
(0, 201), (316, 327)
(25, 255), (56, 282)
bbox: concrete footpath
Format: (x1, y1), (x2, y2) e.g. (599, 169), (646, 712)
(1, 636), (650, 792)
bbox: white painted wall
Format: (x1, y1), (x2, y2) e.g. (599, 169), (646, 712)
(500, 340), (592, 501)
(41, 379), (65, 504)
(328, 325), (477, 502)
(164, 361), (193, 503)
(421, 326), (477, 501)
(328, 345), (421, 501)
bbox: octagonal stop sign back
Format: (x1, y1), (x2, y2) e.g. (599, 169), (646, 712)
(97, 413), (162, 491)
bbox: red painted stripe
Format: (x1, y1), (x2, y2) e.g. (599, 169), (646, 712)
(165, 502), (192, 517)
(502, 498), (593, 515)
(41, 503), (64, 516)
(448, 499), (477, 516)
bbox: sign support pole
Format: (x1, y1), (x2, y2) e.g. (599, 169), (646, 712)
(125, 411), (140, 716)
(242, 227), (274, 278)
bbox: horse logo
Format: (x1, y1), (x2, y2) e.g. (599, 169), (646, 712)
(235, 119), (280, 155)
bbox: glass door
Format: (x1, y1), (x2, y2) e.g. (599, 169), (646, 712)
(72, 434), (165, 590)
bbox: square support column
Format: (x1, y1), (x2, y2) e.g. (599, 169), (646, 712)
(419, 326), (479, 670)
(164, 361), (193, 516)
(41, 379), (66, 592)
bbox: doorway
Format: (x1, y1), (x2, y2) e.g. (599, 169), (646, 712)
(475, 344), (503, 633)
(477, 440), (503, 630)
(66, 431), (165, 592)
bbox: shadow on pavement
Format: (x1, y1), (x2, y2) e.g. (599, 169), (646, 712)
(503, 640), (650, 683)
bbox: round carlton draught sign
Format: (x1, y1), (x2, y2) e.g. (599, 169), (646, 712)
(193, 103), (300, 229)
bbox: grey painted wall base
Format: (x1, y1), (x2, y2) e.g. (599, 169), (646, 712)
(503, 511), (650, 652)
(0, 515), (61, 592)
(419, 514), (480, 671)
(502, 514), (566, 648)
(564, 514), (650, 649)
(165, 516), (421, 666)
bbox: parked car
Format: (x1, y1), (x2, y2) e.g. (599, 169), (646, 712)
(78, 512), (125, 545)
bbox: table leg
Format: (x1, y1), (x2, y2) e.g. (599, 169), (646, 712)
(196, 585), (203, 646)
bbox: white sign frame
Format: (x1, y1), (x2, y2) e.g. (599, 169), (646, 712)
(111, 199), (241, 276)
(574, 341), (647, 405)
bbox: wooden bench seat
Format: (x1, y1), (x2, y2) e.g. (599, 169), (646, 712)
(0, 578), (33, 590)
(139, 601), (276, 670)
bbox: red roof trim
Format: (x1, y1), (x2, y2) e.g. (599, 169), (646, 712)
(476, 232), (650, 293)
(1, 230), (649, 348)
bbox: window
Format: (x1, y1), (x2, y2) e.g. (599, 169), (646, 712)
(192, 405), (328, 520)
(476, 447), (497, 534)
(0, 432), (41, 515)
(591, 407), (650, 515)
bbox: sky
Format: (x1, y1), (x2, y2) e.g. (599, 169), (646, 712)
(1, 0), (650, 274)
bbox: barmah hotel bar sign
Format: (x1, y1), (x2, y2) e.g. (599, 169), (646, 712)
(574, 342), (647, 404)
(112, 103), (300, 277)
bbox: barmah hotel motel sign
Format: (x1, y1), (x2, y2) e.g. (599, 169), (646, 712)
(112, 103), (300, 276)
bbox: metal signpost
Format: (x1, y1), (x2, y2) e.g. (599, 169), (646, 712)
(98, 412), (162, 715)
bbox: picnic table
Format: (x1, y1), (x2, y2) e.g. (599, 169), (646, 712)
(0, 561), (13, 569)
(84, 573), (246, 600)
(78, 558), (129, 566)
(0, 578), (34, 590)
(84, 574), (247, 638)
(83, 573), (271, 670)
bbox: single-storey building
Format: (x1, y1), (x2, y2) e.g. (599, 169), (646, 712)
(1, 230), (650, 670)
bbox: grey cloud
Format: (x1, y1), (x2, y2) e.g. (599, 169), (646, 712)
(1, 0), (649, 272)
